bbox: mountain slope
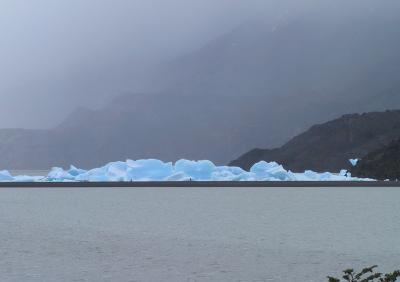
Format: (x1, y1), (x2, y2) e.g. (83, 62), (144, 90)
(351, 139), (400, 181)
(157, 14), (400, 149)
(0, 93), (246, 169)
(230, 110), (400, 172)
(2, 7), (400, 169)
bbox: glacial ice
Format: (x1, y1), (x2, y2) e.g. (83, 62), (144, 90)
(349, 158), (359, 167)
(0, 159), (374, 182)
(0, 170), (14, 181)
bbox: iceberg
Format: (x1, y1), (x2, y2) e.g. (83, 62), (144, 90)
(174, 160), (215, 181)
(0, 159), (374, 182)
(250, 161), (291, 181)
(127, 159), (174, 181)
(349, 158), (359, 167)
(0, 170), (14, 181)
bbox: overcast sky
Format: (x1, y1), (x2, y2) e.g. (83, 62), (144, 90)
(0, 0), (396, 128)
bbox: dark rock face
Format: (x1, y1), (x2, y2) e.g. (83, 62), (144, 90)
(351, 139), (400, 181)
(230, 110), (400, 172)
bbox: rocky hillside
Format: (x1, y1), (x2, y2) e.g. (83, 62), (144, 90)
(351, 139), (400, 181)
(230, 110), (400, 172)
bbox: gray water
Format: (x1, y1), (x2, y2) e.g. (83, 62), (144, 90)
(0, 187), (399, 282)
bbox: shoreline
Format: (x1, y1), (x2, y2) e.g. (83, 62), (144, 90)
(0, 181), (400, 188)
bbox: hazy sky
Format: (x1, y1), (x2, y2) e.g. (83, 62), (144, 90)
(0, 0), (278, 128)
(0, 0), (395, 128)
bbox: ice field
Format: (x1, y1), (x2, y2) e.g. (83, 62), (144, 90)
(0, 159), (372, 182)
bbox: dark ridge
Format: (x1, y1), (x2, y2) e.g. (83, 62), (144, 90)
(351, 139), (400, 181)
(230, 110), (400, 172)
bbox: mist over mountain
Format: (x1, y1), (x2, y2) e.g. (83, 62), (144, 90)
(1, 2), (400, 169)
(157, 10), (400, 146)
(0, 0), (293, 129)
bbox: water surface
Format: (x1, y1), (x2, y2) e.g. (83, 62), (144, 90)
(0, 187), (399, 282)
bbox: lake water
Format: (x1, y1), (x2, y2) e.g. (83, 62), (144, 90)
(0, 187), (399, 282)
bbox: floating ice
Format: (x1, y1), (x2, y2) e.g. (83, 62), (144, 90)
(349, 158), (359, 167)
(0, 159), (375, 182)
(175, 160), (215, 181)
(0, 170), (14, 181)
(250, 161), (292, 181)
(47, 167), (76, 181)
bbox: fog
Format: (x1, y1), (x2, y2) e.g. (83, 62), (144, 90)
(0, 0), (398, 128)
(0, 0), (276, 128)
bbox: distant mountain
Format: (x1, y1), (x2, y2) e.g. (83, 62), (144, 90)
(230, 110), (400, 172)
(351, 139), (400, 181)
(2, 8), (400, 169)
(157, 14), (400, 150)
(0, 93), (246, 169)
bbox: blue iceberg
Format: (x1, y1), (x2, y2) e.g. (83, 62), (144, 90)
(0, 159), (374, 182)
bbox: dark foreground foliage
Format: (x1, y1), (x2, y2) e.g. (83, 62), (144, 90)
(328, 266), (400, 282)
